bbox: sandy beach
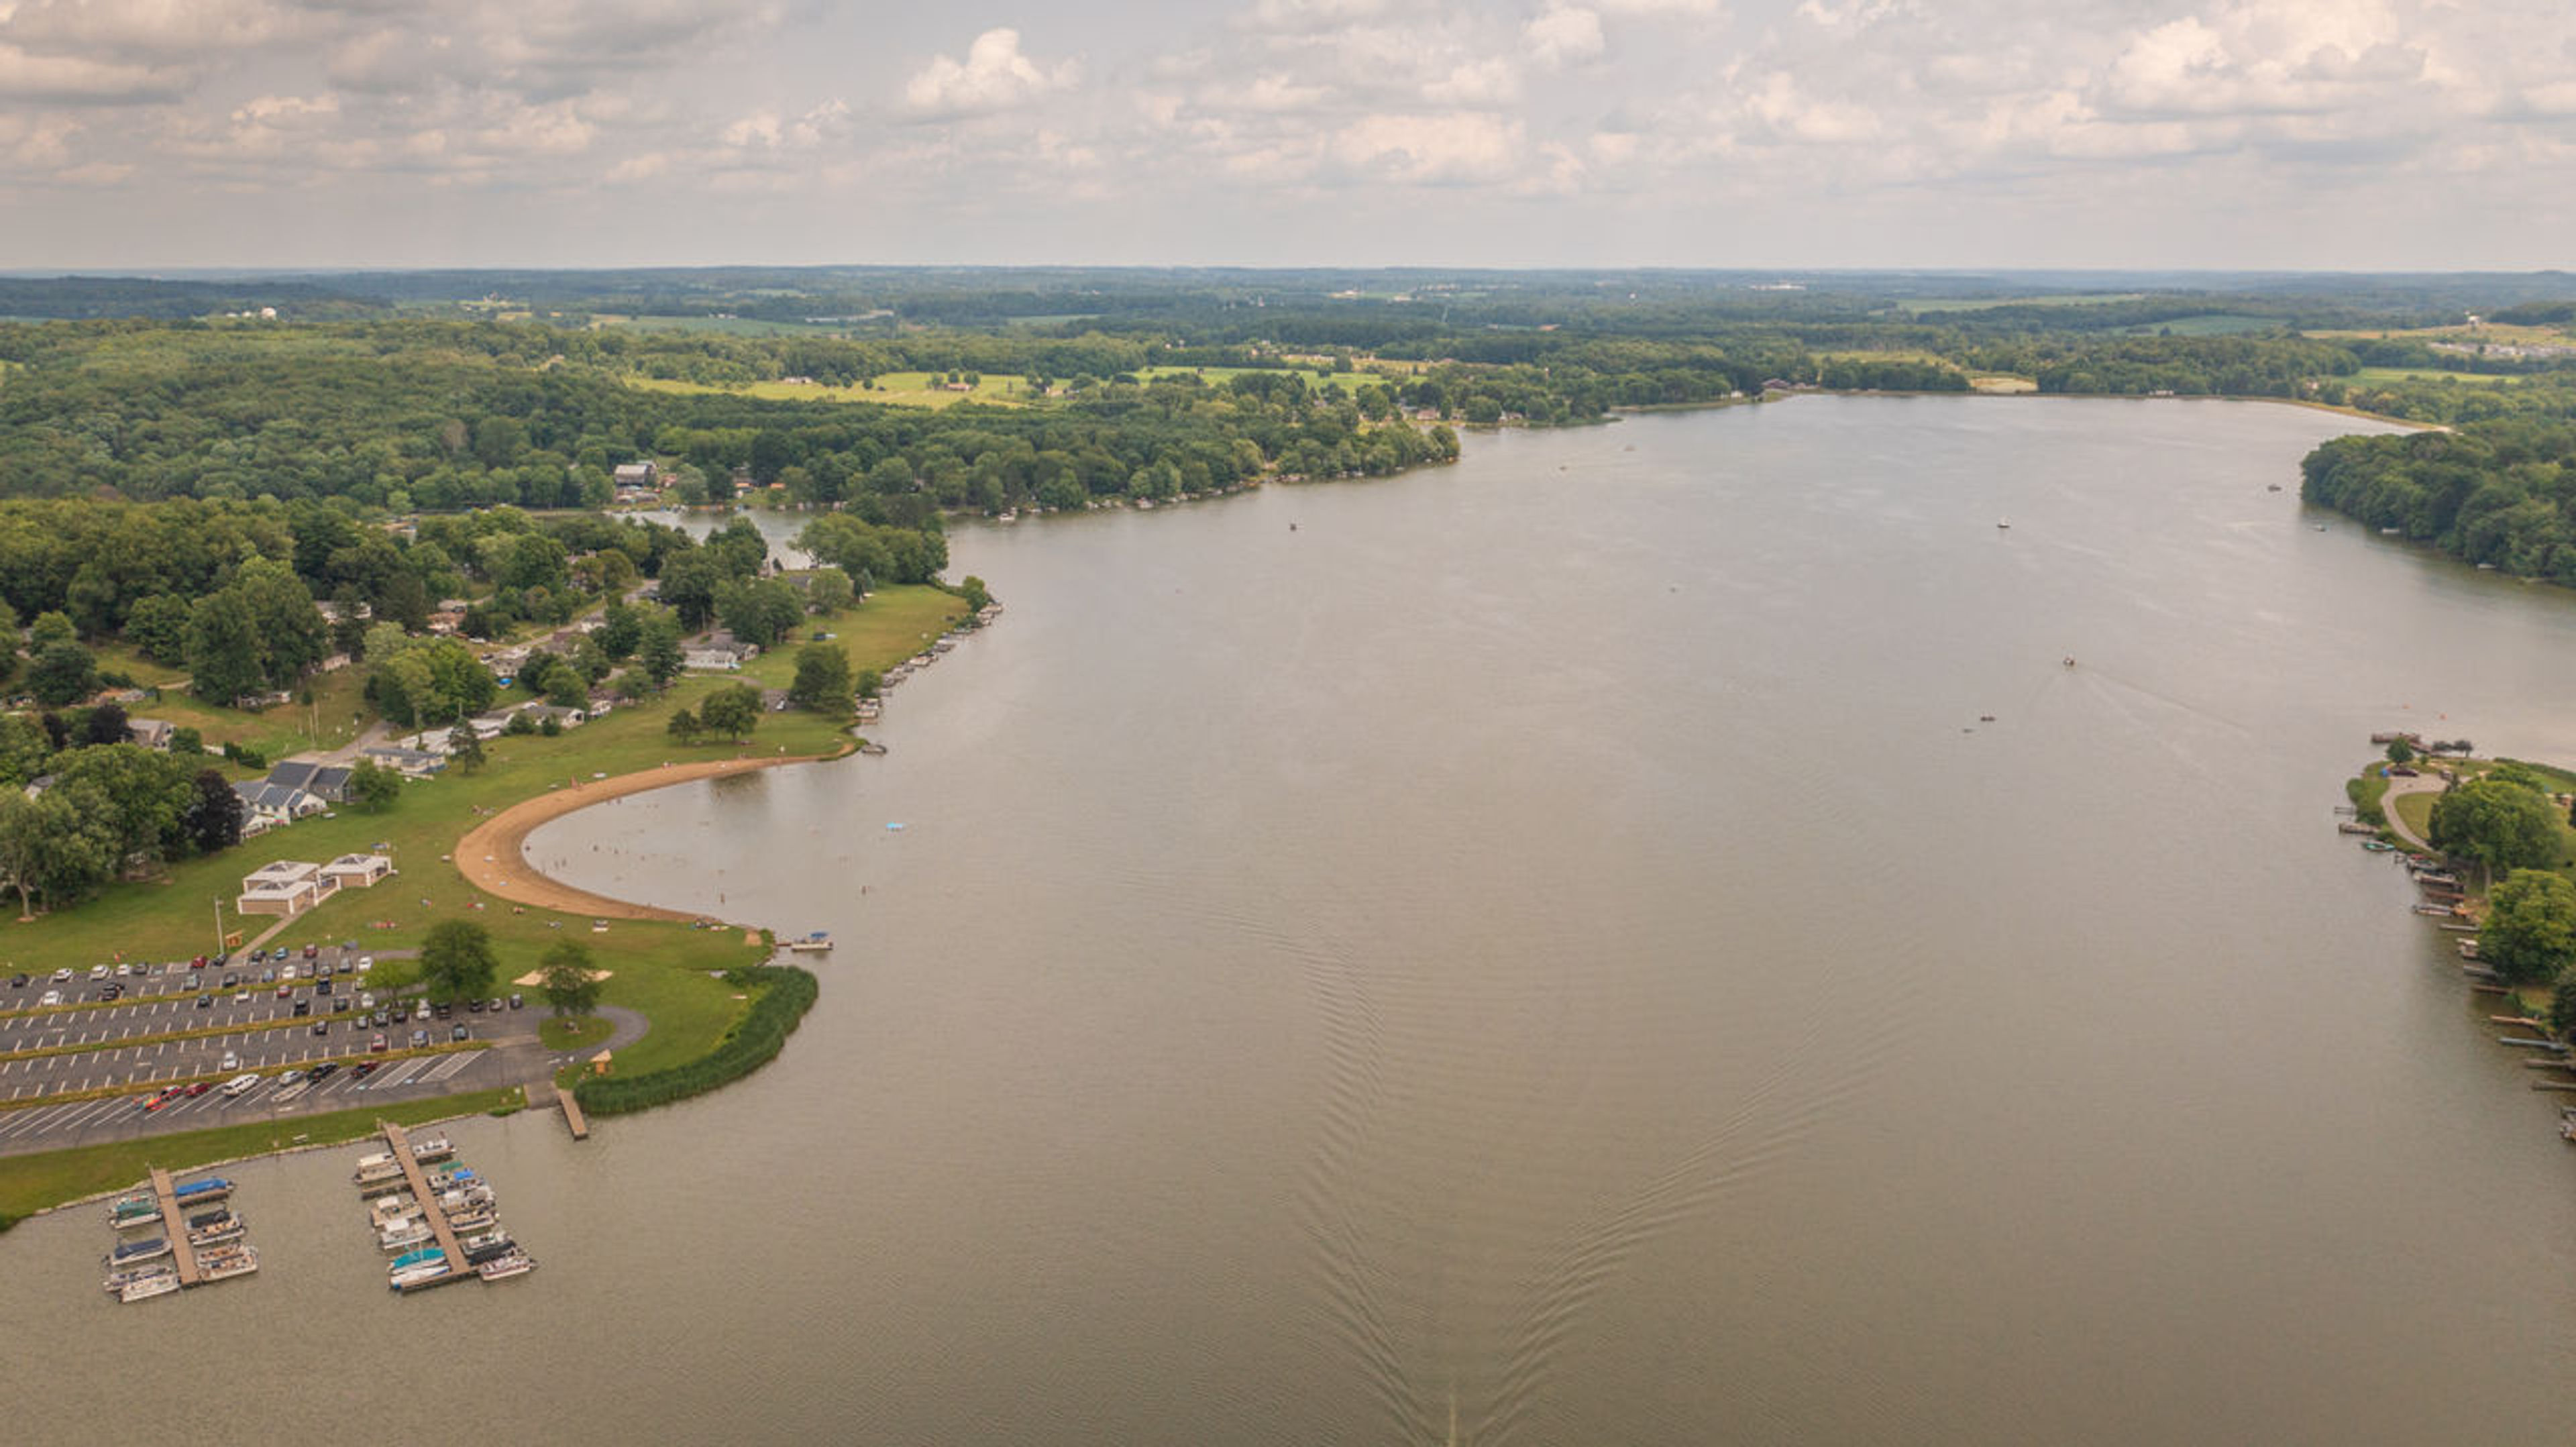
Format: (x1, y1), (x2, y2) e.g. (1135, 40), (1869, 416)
(453, 749), (845, 922)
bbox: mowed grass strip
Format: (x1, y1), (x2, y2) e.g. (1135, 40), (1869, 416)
(0, 1086), (521, 1228)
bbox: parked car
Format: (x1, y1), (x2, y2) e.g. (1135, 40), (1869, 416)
(357, 956), (374, 972)
(309, 1062), (337, 1081)
(508, 994), (523, 1010)
(331, 998), (352, 1013)
(88, 963), (109, 980)
(50, 967), (71, 982)
(315, 978), (332, 996)
(40, 989), (62, 1006)
(274, 983), (292, 1000)
(302, 943), (319, 959)
(450, 1023), (469, 1042)
(195, 994), (212, 1009)
(352, 1060), (378, 1077)
(99, 983), (120, 1001)
(291, 1000), (309, 1017)
(7, 973), (23, 989)
(311, 1020), (328, 1036)
(467, 998), (484, 1013)
(369, 1034), (388, 1053)
(409, 1028), (428, 1047)
(184, 1081), (211, 1097)
(219, 1051), (239, 1071)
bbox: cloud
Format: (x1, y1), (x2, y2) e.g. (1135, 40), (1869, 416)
(903, 28), (1076, 120)
(0, 41), (176, 101)
(1332, 111), (1523, 184)
(1526, 7), (1605, 68)
(723, 99), (849, 150)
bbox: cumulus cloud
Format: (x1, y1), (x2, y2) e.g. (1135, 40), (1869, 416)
(1332, 111), (1523, 184)
(903, 28), (1077, 120)
(1525, 7), (1605, 68)
(0, 40), (175, 101)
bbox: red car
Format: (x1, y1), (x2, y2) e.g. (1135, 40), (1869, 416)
(184, 1081), (211, 1097)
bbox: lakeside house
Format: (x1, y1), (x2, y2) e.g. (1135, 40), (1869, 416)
(684, 631), (757, 672)
(233, 780), (325, 827)
(236, 859), (338, 917)
(358, 743), (446, 777)
(267, 759), (354, 805)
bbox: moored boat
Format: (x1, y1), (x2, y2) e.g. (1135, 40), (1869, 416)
(378, 1219), (434, 1252)
(103, 1236), (170, 1269)
(389, 1261), (453, 1291)
(197, 1244), (258, 1282)
(186, 1210), (246, 1246)
(105, 1193), (160, 1229)
(102, 1263), (175, 1295)
(119, 1271), (182, 1303)
(409, 1134), (454, 1163)
(388, 1245), (446, 1274)
(476, 1250), (535, 1281)
(170, 1176), (231, 1205)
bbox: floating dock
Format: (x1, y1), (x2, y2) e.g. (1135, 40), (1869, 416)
(559, 1090), (589, 1140)
(378, 1121), (472, 1293)
(146, 1167), (202, 1289)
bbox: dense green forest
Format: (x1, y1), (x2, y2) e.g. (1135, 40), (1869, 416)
(8, 268), (2576, 588)
(2302, 422), (2576, 583)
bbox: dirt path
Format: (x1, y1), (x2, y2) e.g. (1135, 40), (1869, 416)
(2379, 771), (2449, 851)
(452, 750), (844, 922)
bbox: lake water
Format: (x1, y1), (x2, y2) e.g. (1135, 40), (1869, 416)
(15, 396), (2576, 1444)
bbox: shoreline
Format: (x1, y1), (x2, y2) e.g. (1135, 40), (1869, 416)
(452, 743), (853, 924)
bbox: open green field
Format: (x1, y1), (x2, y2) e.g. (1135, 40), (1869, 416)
(2351, 366), (2519, 387)
(594, 314), (861, 337)
(93, 640), (376, 759)
(1898, 293), (2145, 313)
(627, 373), (1028, 410)
(0, 1087), (519, 1228)
(2116, 314), (2279, 336)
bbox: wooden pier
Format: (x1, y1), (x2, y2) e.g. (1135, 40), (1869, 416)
(378, 1121), (471, 1292)
(146, 1167), (202, 1288)
(559, 1089), (589, 1140)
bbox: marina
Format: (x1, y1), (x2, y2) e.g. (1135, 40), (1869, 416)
(95, 1167), (259, 1303)
(359, 1121), (534, 1293)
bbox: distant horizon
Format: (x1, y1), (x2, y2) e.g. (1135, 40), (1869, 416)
(1, 264), (2570, 282)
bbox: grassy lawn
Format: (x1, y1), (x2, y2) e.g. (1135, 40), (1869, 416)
(741, 584), (968, 693)
(2351, 366), (2518, 387)
(93, 640), (376, 759)
(0, 1086), (520, 1228)
(2394, 790), (2437, 843)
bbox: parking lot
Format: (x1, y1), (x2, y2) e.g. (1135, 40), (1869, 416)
(0, 1042), (531, 1155)
(0, 939), (549, 1155)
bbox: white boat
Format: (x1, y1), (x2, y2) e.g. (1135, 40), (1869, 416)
(378, 1219), (435, 1252)
(106, 1193), (161, 1230)
(103, 1264), (175, 1296)
(120, 1271), (182, 1303)
(197, 1245), (260, 1281)
(1996, 518), (2010, 529)
(409, 1134), (454, 1163)
(476, 1251), (536, 1282)
(103, 1237), (171, 1269)
(445, 1205), (498, 1234)
(186, 1210), (246, 1246)
(389, 1262), (453, 1291)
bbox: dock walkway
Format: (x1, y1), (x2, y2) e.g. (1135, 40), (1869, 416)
(378, 1120), (470, 1291)
(146, 1167), (201, 1288)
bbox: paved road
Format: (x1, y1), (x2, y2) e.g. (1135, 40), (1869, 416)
(2379, 769), (2451, 851)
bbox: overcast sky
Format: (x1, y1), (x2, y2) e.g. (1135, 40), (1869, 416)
(1, 0), (2571, 271)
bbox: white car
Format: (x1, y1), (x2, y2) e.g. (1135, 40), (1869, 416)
(357, 957), (374, 973)
(88, 964), (109, 981)
(220, 1073), (260, 1097)
(219, 1051), (239, 1071)
(39, 989), (60, 1006)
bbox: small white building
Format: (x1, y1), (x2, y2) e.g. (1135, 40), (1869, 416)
(320, 853), (394, 889)
(236, 859), (338, 918)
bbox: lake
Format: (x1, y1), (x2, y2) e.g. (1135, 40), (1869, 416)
(13, 396), (2576, 1445)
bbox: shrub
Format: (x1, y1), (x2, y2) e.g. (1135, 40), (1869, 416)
(573, 965), (819, 1116)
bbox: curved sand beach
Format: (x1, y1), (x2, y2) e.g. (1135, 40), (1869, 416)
(453, 749), (845, 922)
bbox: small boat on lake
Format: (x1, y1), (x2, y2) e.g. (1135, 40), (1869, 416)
(378, 1219), (435, 1252)
(107, 1194), (162, 1230)
(186, 1210), (245, 1246)
(409, 1134), (454, 1163)
(476, 1250), (536, 1282)
(388, 1246), (446, 1275)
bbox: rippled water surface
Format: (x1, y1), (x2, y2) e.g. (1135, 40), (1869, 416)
(15, 397), (2576, 1445)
